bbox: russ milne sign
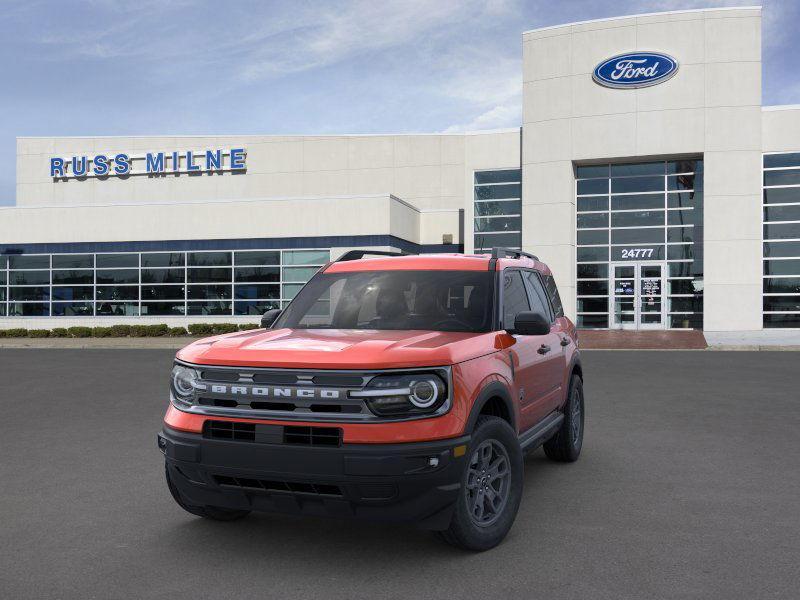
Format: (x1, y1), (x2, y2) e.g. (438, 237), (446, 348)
(593, 52), (678, 89)
(50, 148), (246, 179)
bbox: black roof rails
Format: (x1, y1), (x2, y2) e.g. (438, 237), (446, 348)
(490, 247), (539, 261)
(335, 250), (413, 262)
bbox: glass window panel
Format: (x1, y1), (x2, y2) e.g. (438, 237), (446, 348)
(282, 283), (305, 300)
(577, 314), (608, 328)
(0, 289), (4, 301)
(52, 270), (93, 284)
(764, 278), (800, 294)
(474, 170), (520, 184)
(764, 314), (800, 328)
(667, 191), (702, 209)
(474, 216), (521, 232)
(502, 271), (530, 328)
(282, 250), (330, 265)
(577, 212), (608, 229)
(187, 251), (231, 266)
(577, 264), (608, 279)
(283, 267), (319, 282)
(764, 223), (800, 240)
(611, 162), (664, 177)
(141, 285), (185, 300)
(187, 301), (232, 315)
(669, 262), (697, 277)
(141, 253), (185, 268)
(0, 272), (5, 286)
(187, 267), (231, 283)
(0, 255), (6, 269)
(667, 245), (694, 261)
(577, 230), (608, 245)
(577, 298), (608, 312)
(235, 300), (281, 315)
(53, 286), (94, 301)
(667, 174), (700, 191)
(765, 205), (800, 222)
(52, 302), (94, 316)
(187, 284), (232, 300)
(611, 210), (665, 228)
(474, 200), (521, 217)
(577, 246), (609, 262)
(473, 232), (521, 249)
(611, 228), (664, 244)
(10, 271), (50, 285)
(668, 279), (702, 295)
(670, 314), (703, 329)
(96, 269), (138, 284)
(96, 286), (138, 301)
(667, 160), (702, 174)
(763, 296), (800, 312)
(669, 297), (703, 312)
(0, 304), (5, 316)
(577, 281), (608, 295)
(10, 287), (50, 301)
(141, 268), (185, 284)
(667, 227), (694, 243)
(763, 241), (800, 258)
(764, 170), (800, 187)
(96, 254), (137, 268)
(96, 302), (139, 316)
(764, 153), (800, 168)
(140, 302), (185, 316)
(543, 274), (564, 318)
(576, 179), (608, 195)
(764, 259), (800, 276)
(576, 165), (608, 179)
(763, 187), (800, 204)
(9, 255), (49, 269)
(611, 176), (663, 194)
(611, 194), (664, 210)
(234, 251), (279, 266)
(52, 254), (93, 269)
(474, 184), (522, 200)
(8, 302), (49, 316)
(234, 284), (280, 300)
(577, 196), (608, 212)
(234, 266), (280, 282)
(667, 209), (699, 226)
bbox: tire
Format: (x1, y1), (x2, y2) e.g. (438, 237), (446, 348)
(165, 463), (251, 521)
(437, 416), (523, 551)
(543, 375), (584, 463)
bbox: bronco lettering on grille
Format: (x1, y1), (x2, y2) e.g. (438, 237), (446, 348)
(208, 384), (341, 399)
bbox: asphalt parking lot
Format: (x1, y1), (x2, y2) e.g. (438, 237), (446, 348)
(1, 349), (798, 599)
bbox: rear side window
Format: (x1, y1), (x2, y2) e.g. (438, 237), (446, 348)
(522, 271), (552, 322)
(543, 274), (564, 318)
(502, 271), (530, 329)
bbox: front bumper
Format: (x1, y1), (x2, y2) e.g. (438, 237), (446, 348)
(159, 425), (470, 530)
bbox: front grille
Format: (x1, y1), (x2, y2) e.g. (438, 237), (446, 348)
(204, 420), (342, 447)
(213, 475), (343, 497)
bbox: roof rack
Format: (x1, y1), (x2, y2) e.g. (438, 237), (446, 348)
(335, 249), (413, 262)
(490, 247), (539, 261)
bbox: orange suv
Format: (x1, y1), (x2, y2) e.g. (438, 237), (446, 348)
(159, 248), (584, 550)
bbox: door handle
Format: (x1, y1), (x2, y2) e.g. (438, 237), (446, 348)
(537, 344), (551, 355)
(560, 337), (570, 347)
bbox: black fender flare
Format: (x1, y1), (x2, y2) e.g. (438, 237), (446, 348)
(464, 381), (516, 434)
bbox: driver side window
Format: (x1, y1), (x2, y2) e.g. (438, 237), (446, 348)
(502, 270), (530, 330)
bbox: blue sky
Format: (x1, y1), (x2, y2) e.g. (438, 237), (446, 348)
(1, 0), (798, 206)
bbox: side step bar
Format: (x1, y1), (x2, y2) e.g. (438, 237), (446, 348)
(518, 412), (564, 453)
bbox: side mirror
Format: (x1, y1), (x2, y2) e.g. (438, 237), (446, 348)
(260, 308), (282, 329)
(510, 311), (551, 336)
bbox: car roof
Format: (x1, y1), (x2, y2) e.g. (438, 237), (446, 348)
(324, 253), (552, 275)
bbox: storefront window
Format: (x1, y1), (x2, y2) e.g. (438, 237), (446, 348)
(474, 169), (521, 253)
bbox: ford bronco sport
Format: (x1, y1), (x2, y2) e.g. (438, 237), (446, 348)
(159, 248), (584, 551)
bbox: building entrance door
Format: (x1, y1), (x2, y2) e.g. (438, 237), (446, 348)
(610, 262), (666, 330)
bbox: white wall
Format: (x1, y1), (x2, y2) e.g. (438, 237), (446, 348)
(522, 7), (764, 330)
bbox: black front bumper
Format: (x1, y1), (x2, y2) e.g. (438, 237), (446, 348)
(159, 426), (470, 530)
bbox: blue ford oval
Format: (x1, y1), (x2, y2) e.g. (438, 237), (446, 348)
(593, 52), (679, 89)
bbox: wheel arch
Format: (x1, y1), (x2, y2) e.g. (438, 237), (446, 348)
(464, 381), (517, 434)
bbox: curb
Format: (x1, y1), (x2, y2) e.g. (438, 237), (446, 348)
(0, 337), (201, 349)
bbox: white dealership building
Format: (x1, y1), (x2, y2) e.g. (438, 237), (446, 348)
(2, 6), (799, 335)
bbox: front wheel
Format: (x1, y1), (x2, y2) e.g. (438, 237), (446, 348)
(543, 375), (584, 462)
(437, 416), (523, 551)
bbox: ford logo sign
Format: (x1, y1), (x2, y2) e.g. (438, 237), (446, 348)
(593, 52), (678, 89)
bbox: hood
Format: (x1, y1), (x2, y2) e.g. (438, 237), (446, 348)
(176, 328), (504, 370)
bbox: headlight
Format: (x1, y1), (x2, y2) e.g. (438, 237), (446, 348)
(351, 372), (448, 417)
(170, 364), (200, 405)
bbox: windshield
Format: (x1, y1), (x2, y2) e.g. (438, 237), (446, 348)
(274, 270), (495, 332)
